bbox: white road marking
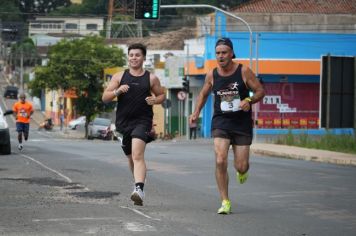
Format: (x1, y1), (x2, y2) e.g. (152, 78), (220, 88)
(120, 206), (161, 221)
(18, 155), (160, 222)
(19, 153), (73, 183)
(125, 222), (156, 232)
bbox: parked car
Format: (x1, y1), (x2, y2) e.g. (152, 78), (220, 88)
(68, 116), (86, 130)
(87, 118), (113, 140)
(0, 107), (11, 154)
(3, 85), (18, 99)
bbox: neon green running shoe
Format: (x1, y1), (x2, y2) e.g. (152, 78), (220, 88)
(217, 200), (231, 214)
(237, 172), (248, 184)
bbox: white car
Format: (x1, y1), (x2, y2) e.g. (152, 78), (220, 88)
(0, 107), (11, 154)
(68, 116), (86, 130)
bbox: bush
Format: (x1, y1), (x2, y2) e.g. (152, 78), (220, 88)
(275, 133), (356, 154)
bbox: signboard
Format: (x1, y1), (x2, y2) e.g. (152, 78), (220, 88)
(177, 91), (187, 101)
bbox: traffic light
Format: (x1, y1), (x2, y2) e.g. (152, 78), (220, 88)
(134, 0), (161, 20)
(182, 77), (189, 93)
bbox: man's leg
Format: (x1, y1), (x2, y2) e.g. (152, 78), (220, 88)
(130, 138), (147, 205)
(23, 124), (30, 141)
(213, 138), (230, 201)
(17, 132), (22, 143)
(131, 138), (147, 183)
(214, 137), (232, 214)
(232, 145), (250, 184)
(126, 154), (134, 175)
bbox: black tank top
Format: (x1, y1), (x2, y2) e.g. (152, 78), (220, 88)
(115, 69), (153, 129)
(212, 64), (252, 135)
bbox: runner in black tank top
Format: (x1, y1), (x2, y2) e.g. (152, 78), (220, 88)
(102, 43), (166, 207)
(116, 69), (153, 130)
(190, 38), (265, 214)
(212, 64), (252, 137)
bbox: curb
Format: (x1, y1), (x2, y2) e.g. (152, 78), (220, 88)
(251, 148), (356, 167)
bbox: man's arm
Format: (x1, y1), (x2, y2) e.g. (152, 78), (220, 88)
(240, 65), (265, 111)
(102, 71), (126, 103)
(3, 110), (13, 116)
(189, 71), (213, 124)
(146, 74), (165, 105)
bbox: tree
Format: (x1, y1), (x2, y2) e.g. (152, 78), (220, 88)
(29, 36), (126, 137)
(19, 0), (71, 15)
(10, 37), (38, 67)
(50, 0), (107, 16)
(0, 0), (22, 21)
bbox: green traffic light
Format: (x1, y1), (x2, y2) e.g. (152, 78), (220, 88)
(144, 12), (151, 18)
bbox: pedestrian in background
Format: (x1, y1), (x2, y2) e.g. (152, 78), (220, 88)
(190, 38), (265, 214)
(60, 111), (64, 131)
(102, 43), (166, 206)
(189, 120), (197, 139)
(12, 93), (34, 151)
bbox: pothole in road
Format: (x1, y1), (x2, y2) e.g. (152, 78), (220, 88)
(2, 177), (76, 187)
(2, 177), (120, 203)
(69, 191), (120, 199)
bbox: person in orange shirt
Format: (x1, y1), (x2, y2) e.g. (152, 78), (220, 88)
(12, 93), (33, 150)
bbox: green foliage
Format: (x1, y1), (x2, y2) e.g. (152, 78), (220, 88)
(275, 133), (356, 154)
(19, 0), (71, 14)
(0, 0), (22, 21)
(50, 0), (107, 15)
(29, 36), (125, 136)
(10, 37), (39, 67)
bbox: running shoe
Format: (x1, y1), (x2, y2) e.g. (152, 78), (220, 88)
(217, 199), (231, 214)
(237, 172), (248, 184)
(18, 144), (23, 151)
(131, 186), (144, 206)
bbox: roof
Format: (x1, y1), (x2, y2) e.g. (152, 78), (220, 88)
(233, 0), (356, 14)
(106, 27), (195, 50)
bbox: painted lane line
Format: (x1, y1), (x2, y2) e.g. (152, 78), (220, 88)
(120, 206), (161, 221)
(19, 153), (73, 183)
(33, 217), (119, 222)
(126, 222), (156, 232)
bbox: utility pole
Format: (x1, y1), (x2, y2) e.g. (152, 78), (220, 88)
(106, 0), (142, 39)
(185, 43), (190, 140)
(20, 48), (24, 93)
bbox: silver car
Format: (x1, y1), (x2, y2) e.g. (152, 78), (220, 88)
(0, 107), (11, 154)
(87, 118), (113, 140)
(68, 116), (86, 130)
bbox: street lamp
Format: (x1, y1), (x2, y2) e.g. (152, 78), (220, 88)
(160, 4), (253, 68)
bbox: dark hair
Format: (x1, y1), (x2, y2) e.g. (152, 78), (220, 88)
(215, 37), (236, 59)
(128, 43), (147, 57)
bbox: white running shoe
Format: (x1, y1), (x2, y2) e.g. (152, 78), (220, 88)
(130, 187), (144, 206)
(18, 144), (23, 151)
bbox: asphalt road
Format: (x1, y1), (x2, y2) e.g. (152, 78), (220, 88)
(0, 126), (355, 236)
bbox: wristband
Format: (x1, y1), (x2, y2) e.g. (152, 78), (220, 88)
(113, 89), (120, 96)
(244, 97), (252, 105)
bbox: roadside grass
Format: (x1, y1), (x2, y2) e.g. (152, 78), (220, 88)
(274, 132), (356, 154)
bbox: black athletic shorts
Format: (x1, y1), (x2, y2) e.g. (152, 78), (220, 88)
(212, 128), (252, 145)
(119, 123), (155, 156)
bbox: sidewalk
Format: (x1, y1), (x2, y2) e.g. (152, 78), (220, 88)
(31, 109), (356, 167)
(251, 143), (356, 167)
